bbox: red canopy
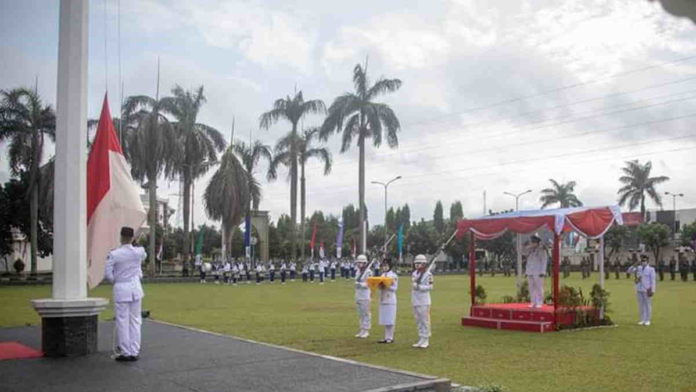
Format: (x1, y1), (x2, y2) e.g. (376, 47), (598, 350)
(456, 206), (623, 240)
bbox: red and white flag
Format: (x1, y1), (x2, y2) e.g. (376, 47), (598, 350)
(87, 95), (146, 289)
(319, 241), (325, 259)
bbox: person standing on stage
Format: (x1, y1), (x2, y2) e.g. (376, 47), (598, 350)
(377, 258), (398, 344)
(411, 255), (433, 349)
(354, 255), (372, 338)
(104, 227), (146, 362)
(628, 254), (656, 326)
(522, 234), (548, 308)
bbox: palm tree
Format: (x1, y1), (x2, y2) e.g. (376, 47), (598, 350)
(233, 139), (272, 210)
(259, 91), (325, 259)
(320, 63), (402, 253)
(161, 85), (226, 275)
(204, 148), (251, 257)
(122, 94), (178, 275)
(539, 179), (583, 208)
(618, 160), (669, 219)
(269, 127), (332, 259)
(0, 88), (55, 276)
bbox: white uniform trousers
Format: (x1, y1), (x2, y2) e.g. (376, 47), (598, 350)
(412, 305), (431, 338)
(527, 275), (544, 307)
(115, 299), (142, 356)
(356, 300), (371, 331)
(637, 291), (652, 322)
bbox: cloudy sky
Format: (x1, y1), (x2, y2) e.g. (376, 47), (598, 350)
(1, 0), (695, 229)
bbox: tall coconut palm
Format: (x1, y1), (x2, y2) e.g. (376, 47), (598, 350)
(320, 63), (402, 253)
(204, 148), (251, 257)
(161, 85), (226, 275)
(539, 179), (583, 209)
(259, 91), (325, 259)
(122, 94), (178, 275)
(618, 160), (669, 219)
(0, 88), (55, 276)
(233, 139), (271, 210)
(269, 127), (332, 259)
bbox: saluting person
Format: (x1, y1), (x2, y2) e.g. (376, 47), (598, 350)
(104, 227), (146, 362)
(411, 255), (433, 349)
(628, 254), (656, 326)
(378, 258), (398, 344)
(354, 255), (372, 338)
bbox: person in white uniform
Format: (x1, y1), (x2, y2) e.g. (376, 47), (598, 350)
(411, 255), (433, 348)
(628, 254), (656, 326)
(354, 255), (372, 338)
(378, 258), (398, 344)
(522, 235), (548, 308)
(104, 227), (146, 362)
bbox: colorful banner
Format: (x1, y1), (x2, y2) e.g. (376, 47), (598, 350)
(336, 219), (344, 258)
(397, 224), (404, 259)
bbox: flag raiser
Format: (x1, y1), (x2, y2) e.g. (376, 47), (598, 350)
(87, 94), (146, 289)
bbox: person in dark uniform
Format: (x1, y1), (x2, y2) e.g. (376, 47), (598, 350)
(580, 257), (587, 279)
(679, 254), (689, 282)
(657, 258), (665, 281)
(625, 257), (633, 279)
(613, 258), (620, 279)
(562, 257), (570, 279)
(669, 256), (677, 281)
(604, 257), (610, 280)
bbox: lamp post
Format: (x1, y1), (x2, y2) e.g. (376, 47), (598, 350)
(665, 192), (684, 243)
(372, 176), (402, 254)
(504, 189), (533, 292)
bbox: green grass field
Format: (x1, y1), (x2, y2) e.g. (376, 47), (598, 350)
(2, 274), (695, 392)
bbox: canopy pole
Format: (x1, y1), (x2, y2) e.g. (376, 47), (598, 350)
(552, 233), (560, 329)
(599, 236), (605, 319)
(469, 232), (476, 307)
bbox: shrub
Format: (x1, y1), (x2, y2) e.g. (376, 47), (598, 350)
(474, 284), (487, 304)
(13, 258), (25, 274)
(501, 295), (515, 303)
(516, 280), (530, 302)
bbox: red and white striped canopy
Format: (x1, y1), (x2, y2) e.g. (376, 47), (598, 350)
(456, 206), (623, 240)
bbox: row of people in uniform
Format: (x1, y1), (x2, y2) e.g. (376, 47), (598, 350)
(195, 258), (371, 285)
(354, 254), (433, 349)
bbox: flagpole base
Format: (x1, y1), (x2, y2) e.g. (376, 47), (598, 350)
(32, 298), (108, 357)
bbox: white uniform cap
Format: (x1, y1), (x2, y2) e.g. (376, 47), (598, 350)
(356, 254), (368, 263)
(414, 254), (427, 264)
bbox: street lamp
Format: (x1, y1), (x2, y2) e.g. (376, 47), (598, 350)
(665, 191), (684, 242)
(372, 176), (402, 255)
(503, 189), (532, 292)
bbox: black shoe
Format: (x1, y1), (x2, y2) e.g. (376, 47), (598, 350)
(127, 355), (139, 362)
(377, 339), (394, 344)
(114, 355), (130, 362)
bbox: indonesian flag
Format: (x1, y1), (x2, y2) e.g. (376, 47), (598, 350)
(87, 95), (146, 289)
(319, 241), (325, 259)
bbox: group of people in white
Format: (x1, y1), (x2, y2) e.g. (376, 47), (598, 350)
(354, 254), (434, 349)
(195, 257), (367, 285)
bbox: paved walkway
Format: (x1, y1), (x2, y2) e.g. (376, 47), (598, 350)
(1, 320), (450, 392)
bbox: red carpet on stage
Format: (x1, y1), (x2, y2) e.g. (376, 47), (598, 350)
(462, 303), (599, 333)
(0, 342), (43, 360)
